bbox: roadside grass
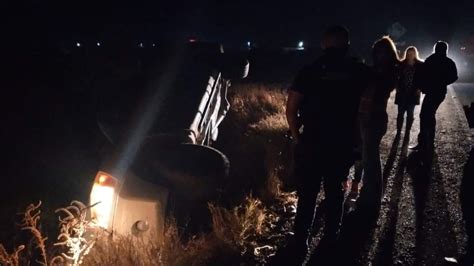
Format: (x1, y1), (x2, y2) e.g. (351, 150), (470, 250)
(216, 82), (296, 198)
(0, 81), (296, 265)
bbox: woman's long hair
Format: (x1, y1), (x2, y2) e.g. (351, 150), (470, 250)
(372, 36), (400, 68)
(400, 46), (423, 64)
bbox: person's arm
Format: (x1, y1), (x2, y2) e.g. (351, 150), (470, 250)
(389, 64), (401, 92)
(286, 90), (304, 143)
(446, 60), (458, 85)
(413, 62), (426, 93)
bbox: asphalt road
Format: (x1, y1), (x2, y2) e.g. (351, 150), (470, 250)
(452, 83), (474, 107)
(344, 86), (472, 265)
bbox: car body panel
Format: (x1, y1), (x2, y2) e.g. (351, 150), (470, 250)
(90, 42), (247, 239)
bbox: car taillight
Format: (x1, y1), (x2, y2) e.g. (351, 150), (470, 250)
(90, 171), (118, 230)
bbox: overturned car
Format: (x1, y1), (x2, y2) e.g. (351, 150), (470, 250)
(88, 42), (249, 240)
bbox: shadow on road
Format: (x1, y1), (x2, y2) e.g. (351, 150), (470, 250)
(382, 133), (401, 191)
(406, 149), (431, 260)
(374, 131), (411, 265)
(408, 150), (458, 264)
(306, 133), (406, 265)
(460, 147), (474, 263)
(305, 132), (465, 265)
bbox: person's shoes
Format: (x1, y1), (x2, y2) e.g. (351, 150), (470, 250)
(444, 254), (474, 265)
(344, 187), (359, 214)
(267, 236), (307, 266)
(409, 143), (422, 150)
(348, 190), (359, 202)
(347, 181), (360, 203)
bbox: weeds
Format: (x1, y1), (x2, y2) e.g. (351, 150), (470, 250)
(209, 197), (268, 251)
(84, 219), (215, 265)
(52, 201), (103, 265)
(228, 82), (287, 128)
(0, 244), (25, 266)
(20, 201), (49, 265)
(1, 82), (297, 265)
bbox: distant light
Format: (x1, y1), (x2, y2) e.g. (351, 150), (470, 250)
(247, 41), (251, 47)
(152, 43), (156, 47)
(189, 38), (197, 43)
(461, 46), (466, 50)
(96, 42), (101, 47)
(138, 42), (144, 48)
(76, 42), (81, 47)
(298, 41), (304, 48)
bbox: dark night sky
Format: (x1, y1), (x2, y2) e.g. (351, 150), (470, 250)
(4, 0), (474, 51)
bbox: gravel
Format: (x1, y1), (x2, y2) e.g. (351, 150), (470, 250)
(359, 86), (472, 265)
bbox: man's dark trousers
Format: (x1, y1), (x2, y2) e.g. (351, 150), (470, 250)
(293, 136), (351, 247)
(418, 92), (446, 152)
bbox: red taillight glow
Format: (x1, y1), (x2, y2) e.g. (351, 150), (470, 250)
(96, 172), (116, 187)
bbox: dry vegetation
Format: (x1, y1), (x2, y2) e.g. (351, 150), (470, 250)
(0, 81), (297, 265)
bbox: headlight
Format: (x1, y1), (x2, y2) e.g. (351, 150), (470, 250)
(90, 171), (118, 229)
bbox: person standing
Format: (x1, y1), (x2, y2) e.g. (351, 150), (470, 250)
(411, 41), (458, 162)
(345, 126), (363, 202)
(357, 36), (399, 217)
(278, 25), (368, 264)
(395, 46), (423, 136)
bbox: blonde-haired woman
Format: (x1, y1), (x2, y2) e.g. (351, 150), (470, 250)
(395, 46), (423, 135)
(357, 36), (400, 218)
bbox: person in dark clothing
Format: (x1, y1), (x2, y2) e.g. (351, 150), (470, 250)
(395, 46), (423, 135)
(411, 41), (458, 161)
(279, 25), (368, 264)
(345, 142), (363, 202)
(344, 121), (363, 203)
(344, 41), (399, 206)
(357, 36), (399, 218)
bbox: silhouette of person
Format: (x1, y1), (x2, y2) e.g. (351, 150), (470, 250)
(345, 122), (363, 203)
(411, 41), (458, 161)
(357, 36), (399, 218)
(396, 46), (423, 136)
(280, 25), (368, 264)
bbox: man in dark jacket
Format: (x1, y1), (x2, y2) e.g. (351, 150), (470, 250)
(281, 25), (368, 264)
(411, 41), (458, 159)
